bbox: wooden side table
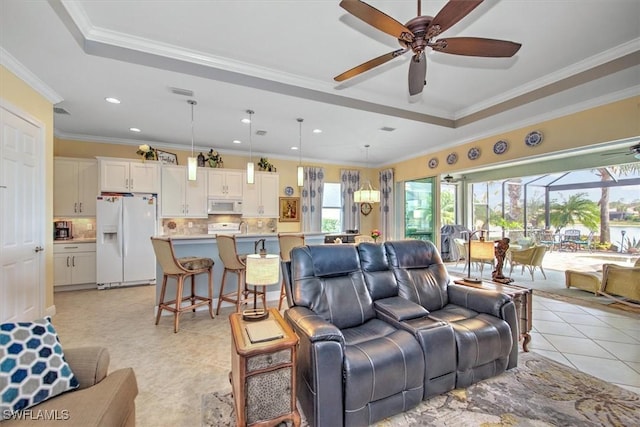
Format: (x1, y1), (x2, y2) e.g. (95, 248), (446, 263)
(229, 308), (301, 427)
(454, 279), (532, 352)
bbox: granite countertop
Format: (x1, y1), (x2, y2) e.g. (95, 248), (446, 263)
(54, 237), (96, 244)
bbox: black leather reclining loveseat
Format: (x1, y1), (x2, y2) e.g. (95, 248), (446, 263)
(283, 240), (518, 427)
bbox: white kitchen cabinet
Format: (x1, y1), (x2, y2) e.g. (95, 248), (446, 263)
(98, 158), (159, 193)
(207, 169), (244, 199)
(242, 172), (279, 217)
(53, 243), (96, 287)
(54, 158), (98, 216)
(160, 165), (207, 217)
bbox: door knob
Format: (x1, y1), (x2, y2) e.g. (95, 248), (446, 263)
(34, 246), (44, 253)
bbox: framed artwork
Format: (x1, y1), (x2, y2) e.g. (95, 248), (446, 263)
(156, 149), (178, 165)
(279, 197), (300, 222)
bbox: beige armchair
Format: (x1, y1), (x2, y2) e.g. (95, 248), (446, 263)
(567, 258), (640, 305)
(509, 245), (547, 281)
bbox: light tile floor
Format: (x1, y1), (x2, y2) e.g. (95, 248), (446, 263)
(51, 283), (639, 425)
(530, 296), (640, 394)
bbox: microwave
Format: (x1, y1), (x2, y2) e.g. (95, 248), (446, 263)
(207, 199), (243, 214)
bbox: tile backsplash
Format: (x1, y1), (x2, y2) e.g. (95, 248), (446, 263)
(54, 218), (96, 239)
(161, 216), (277, 235)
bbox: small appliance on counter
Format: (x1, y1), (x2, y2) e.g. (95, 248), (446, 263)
(54, 221), (73, 240)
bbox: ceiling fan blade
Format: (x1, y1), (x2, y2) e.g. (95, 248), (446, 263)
(432, 37), (522, 57)
(334, 48), (408, 82)
(408, 52), (427, 96)
(428, 0), (484, 37)
(340, 0), (413, 42)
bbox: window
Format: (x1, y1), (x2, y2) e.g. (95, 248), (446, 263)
(404, 178), (435, 241)
(322, 182), (341, 232)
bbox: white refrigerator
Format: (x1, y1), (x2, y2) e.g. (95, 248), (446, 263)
(96, 195), (157, 289)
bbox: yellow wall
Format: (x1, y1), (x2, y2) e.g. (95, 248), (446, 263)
(390, 96), (640, 182)
(54, 139), (380, 233)
(1, 65), (55, 309)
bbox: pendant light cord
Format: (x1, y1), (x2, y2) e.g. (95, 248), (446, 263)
(247, 109), (254, 162)
(298, 118), (303, 165)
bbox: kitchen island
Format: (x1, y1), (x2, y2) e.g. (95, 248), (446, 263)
(154, 232), (325, 312)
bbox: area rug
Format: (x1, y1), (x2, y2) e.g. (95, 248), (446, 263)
(201, 352), (639, 426)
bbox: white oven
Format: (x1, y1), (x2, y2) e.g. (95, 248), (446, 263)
(207, 199), (243, 214)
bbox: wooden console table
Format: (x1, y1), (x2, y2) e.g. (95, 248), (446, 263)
(454, 279), (532, 352)
(229, 308), (301, 427)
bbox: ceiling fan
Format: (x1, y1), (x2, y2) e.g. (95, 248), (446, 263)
(334, 0), (522, 95)
(602, 143), (640, 159)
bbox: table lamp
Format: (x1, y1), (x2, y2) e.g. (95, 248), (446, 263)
(465, 230), (494, 284)
(243, 253), (280, 321)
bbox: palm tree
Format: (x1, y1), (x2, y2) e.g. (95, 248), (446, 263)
(595, 164), (640, 243)
(549, 192), (599, 231)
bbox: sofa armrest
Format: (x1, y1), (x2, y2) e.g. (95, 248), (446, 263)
(284, 306), (344, 345)
(448, 284), (512, 318)
(64, 347), (110, 390)
(284, 306), (345, 427)
(374, 296), (429, 321)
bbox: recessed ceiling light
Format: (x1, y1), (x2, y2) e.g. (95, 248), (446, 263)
(241, 118), (251, 124)
(233, 140), (242, 144)
(291, 146), (299, 150)
(105, 97), (121, 104)
(312, 129), (322, 134)
(129, 127), (141, 133)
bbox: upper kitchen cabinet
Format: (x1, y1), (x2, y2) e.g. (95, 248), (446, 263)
(207, 169), (243, 199)
(98, 158), (159, 193)
(54, 157), (98, 216)
(160, 165), (207, 218)
(242, 172), (279, 218)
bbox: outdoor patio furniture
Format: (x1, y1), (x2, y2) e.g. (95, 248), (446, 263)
(561, 229), (593, 252)
(567, 258), (640, 304)
(509, 246), (548, 281)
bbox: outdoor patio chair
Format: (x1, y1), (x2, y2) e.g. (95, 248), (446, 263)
(562, 229), (582, 251)
(509, 245), (548, 281)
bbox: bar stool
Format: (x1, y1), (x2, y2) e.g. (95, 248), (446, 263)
(216, 234), (265, 314)
(277, 233), (305, 310)
(150, 237), (214, 333)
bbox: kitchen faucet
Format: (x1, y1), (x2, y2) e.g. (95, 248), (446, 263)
(238, 220), (247, 234)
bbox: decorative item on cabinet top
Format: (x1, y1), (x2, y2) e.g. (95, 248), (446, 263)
(136, 144), (157, 161)
(258, 157), (276, 172)
(156, 149), (178, 165)
(206, 149), (224, 168)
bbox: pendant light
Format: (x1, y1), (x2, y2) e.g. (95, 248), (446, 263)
(353, 144), (381, 203)
(187, 99), (197, 181)
(297, 118), (304, 187)
(246, 109), (255, 184)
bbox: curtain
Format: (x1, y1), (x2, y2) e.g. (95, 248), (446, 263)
(340, 169), (360, 232)
(379, 168), (394, 241)
(301, 167), (325, 232)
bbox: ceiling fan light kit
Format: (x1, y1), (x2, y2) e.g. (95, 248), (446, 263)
(336, 0), (521, 95)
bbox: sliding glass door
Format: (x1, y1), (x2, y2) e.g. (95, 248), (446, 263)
(404, 177), (435, 241)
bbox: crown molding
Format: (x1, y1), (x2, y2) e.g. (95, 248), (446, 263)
(0, 47), (63, 104)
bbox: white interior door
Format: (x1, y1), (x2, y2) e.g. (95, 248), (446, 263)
(0, 105), (44, 322)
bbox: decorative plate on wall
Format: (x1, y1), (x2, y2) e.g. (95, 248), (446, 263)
(467, 147), (481, 160)
(446, 153), (458, 165)
(284, 186), (294, 196)
(493, 140), (508, 155)
(360, 202), (372, 216)
(525, 131), (544, 147)
(428, 157), (439, 169)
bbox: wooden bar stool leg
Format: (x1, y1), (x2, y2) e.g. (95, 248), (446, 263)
(174, 276), (184, 333)
(207, 268), (214, 319)
(190, 274), (197, 312)
(216, 269), (229, 315)
(155, 275), (168, 325)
